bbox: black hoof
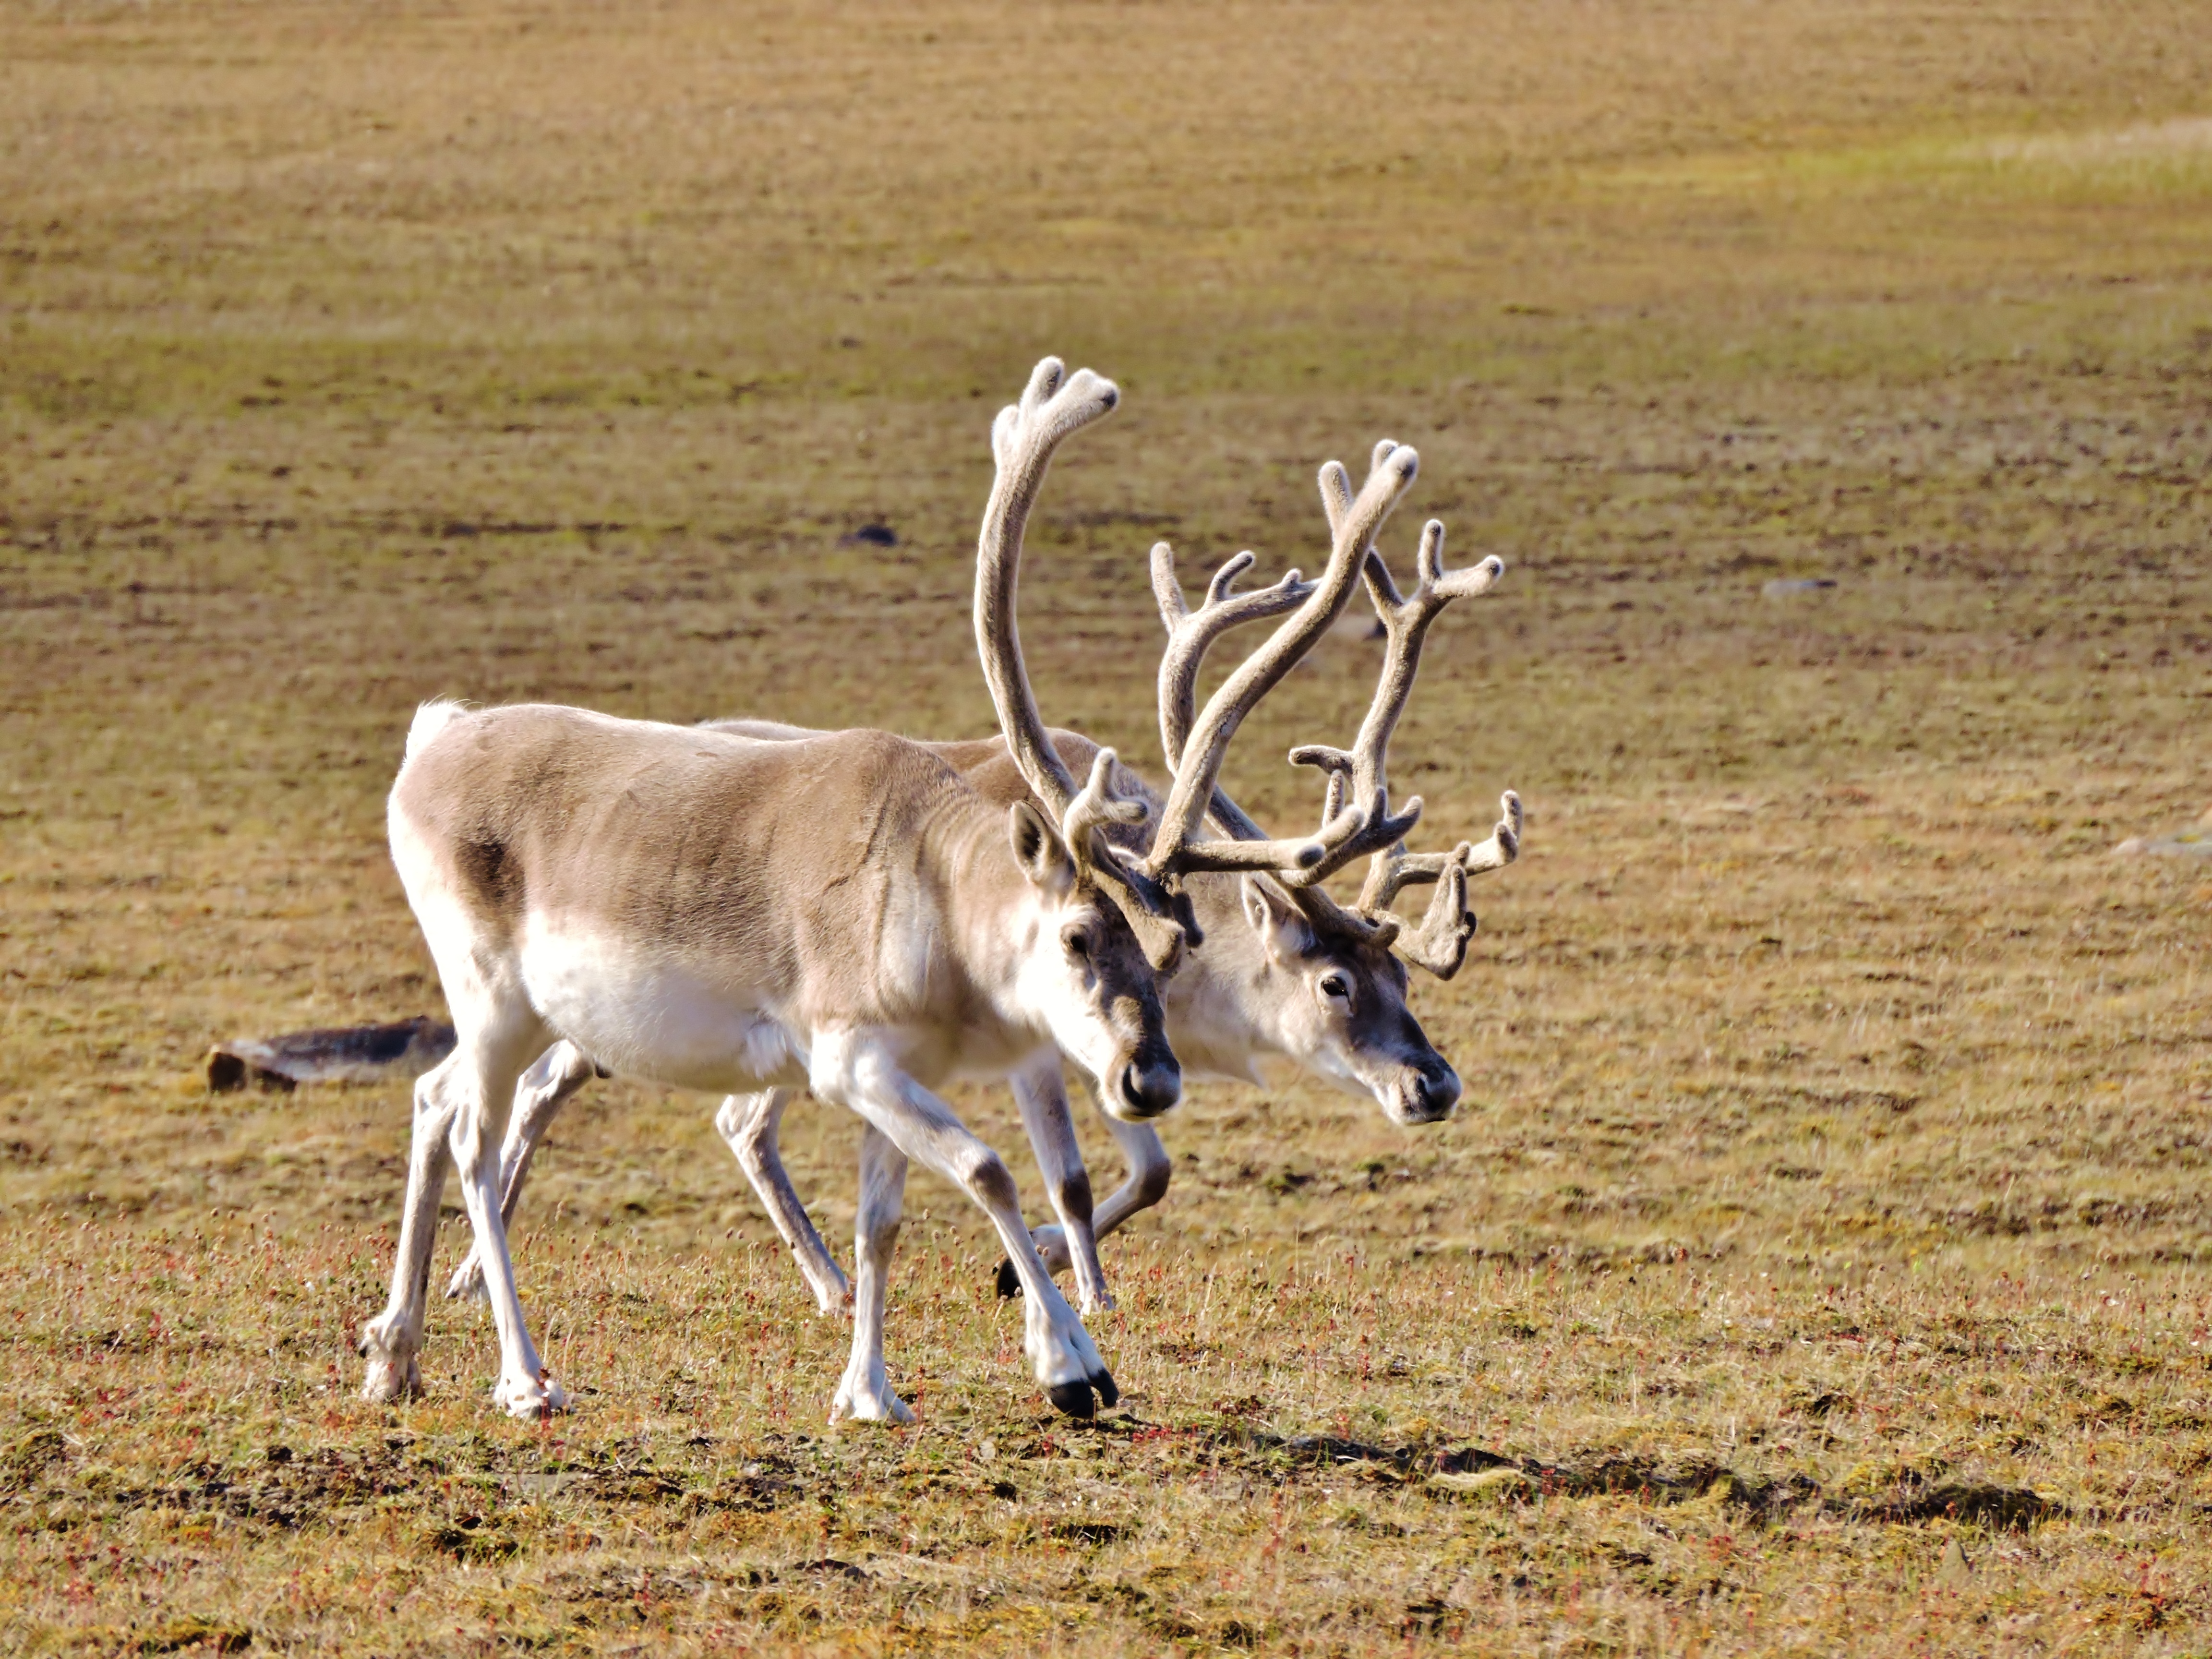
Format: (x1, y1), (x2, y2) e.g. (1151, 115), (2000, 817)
(1090, 1368), (1119, 1409)
(995, 1259), (1022, 1298)
(1046, 1380), (1096, 1420)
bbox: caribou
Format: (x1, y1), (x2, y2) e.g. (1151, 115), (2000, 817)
(447, 433), (1523, 1325)
(360, 360), (1404, 1422)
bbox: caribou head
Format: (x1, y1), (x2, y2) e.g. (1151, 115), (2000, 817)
(1146, 444), (1524, 1127)
(1002, 771), (1182, 1119)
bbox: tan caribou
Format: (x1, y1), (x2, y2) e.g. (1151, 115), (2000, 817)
(448, 434), (1521, 1322)
(361, 360), (1406, 1421)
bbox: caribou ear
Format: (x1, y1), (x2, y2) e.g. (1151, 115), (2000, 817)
(1010, 801), (1077, 894)
(1239, 875), (1312, 965)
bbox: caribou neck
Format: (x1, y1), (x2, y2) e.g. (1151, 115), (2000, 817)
(927, 795), (1068, 1061)
(1143, 876), (1276, 1080)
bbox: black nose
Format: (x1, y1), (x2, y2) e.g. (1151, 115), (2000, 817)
(1414, 1066), (1461, 1119)
(1118, 1057), (1181, 1118)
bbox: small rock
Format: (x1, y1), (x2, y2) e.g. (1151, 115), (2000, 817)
(839, 523), (898, 547)
(1761, 577), (1838, 599)
(1939, 1537), (1971, 1584)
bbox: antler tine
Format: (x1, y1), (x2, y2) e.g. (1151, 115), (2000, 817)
(1278, 519), (1506, 890)
(1466, 788), (1525, 877)
(1399, 861), (1477, 978)
(1362, 839), (1474, 914)
(1139, 442), (1421, 885)
(1150, 541), (1314, 844)
(1061, 746), (1150, 862)
(1351, 789), (1522, 980)
(1360, 790), (1522, 909)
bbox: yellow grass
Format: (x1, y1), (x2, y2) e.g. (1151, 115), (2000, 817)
(4, 1), (2212, 1652)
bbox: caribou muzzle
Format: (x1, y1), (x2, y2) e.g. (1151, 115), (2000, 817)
(1387, 1057), (1462, 1126)
(1112, 1050), (1183, 1120)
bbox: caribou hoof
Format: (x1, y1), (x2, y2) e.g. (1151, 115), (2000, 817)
(1046, 1379), (1097, 1420)
(995, 1259), (1022, 1298)
(444, 1253), (487, 1302)
(358, 1319), (421, 1402)
(360, 1358), (421, 1404)
(831, 1376), (915, 1424)
(1090, 1368), (1119, 1409)
(493, 1372), (569, 1420)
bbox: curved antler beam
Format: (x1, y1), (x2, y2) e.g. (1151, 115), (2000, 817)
(974, 358), (1123, 824)
(974, 358), (1194, 970)
(1270, 517), (1506, 892)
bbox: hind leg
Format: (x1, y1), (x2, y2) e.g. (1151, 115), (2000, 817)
(361, 1056), (462, 1402)
(717, 1089), (853, 1316)
(830, 1124), (911, 1424)
(442, 1011), (565, 1417)
(447, 1042), (599, 1302)
(361, 917), (559, 1417)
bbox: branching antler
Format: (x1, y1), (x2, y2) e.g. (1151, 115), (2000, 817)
(1150, 545), (1313, 843)
(1061, 745), (1151, 860)
(974, 357), (1194, 970)
(1146, 452), (1522, 975)
(1136, 443), (1421, 887)
(1281, 515), (1503, 885)
(1282, 515), (1511, 974)
(1360, 791), (1522, 912)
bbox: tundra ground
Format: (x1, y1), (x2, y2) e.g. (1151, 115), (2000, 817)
(4, 2), (2212, 1653)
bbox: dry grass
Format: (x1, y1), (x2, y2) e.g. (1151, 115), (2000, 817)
(5, 2), (2212, 1652)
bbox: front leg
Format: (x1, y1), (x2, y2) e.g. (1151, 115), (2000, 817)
(1027, 1109), (1173, 1282)
(812, 1032), (1115, 1419)
(1009, 1056), (1112, 1314)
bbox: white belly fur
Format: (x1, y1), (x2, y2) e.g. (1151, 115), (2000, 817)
(517, 923), (807, 1093)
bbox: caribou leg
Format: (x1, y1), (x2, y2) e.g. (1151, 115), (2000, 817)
(446, 1041), (599, 1302)
(717, 1088), (854, 1317)
(1008, 1057), (1111, 1314)
(360, 1061), (456, 1403)
(364, 994), (564, 1418)
(830, 1124), (911, 1423)
(1009, 1109), (1172, 1296)
(445, 1015), (566, 1419)
(812, 1030), (1115, 1419)
(1084, 1112), (1175, 1239)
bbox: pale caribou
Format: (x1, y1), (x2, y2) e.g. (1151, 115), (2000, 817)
(448, 436), (1522, 1322)
(361, 360), (1415, 1421)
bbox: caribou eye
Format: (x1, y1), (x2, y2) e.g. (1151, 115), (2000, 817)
(1318, 972), (1351, 1004)
(1062, 923), (1094, 960)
